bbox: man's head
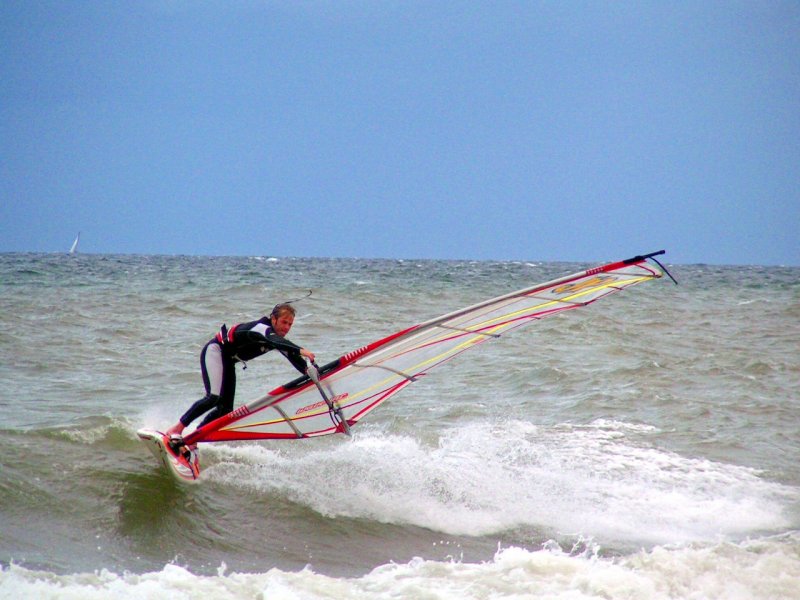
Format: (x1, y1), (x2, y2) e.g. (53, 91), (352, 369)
(270, 303), (296, 337)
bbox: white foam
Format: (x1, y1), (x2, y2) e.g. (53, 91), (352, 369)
(202, 419), (798, 545)
(3, 534), (799, 600)
(61, 424), (114, 445)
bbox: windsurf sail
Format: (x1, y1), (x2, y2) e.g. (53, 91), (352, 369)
(184, 251), (673, 445)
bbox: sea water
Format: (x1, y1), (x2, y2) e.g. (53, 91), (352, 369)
(0, 253), (798, 599)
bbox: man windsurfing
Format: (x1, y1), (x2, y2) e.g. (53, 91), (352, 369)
(164, 303), (315, 452)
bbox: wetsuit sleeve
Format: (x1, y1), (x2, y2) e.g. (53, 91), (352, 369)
(248, 330), (308, 373)
(246, 329), (301, 352)
(279, 348), (310, 374)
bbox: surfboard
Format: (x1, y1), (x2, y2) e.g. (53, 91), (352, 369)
(137, 428), (201, 483)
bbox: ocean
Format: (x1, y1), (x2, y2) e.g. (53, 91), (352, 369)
(0, 252), (798, 599)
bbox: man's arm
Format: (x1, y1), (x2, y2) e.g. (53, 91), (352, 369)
(250, 330), (313, 373)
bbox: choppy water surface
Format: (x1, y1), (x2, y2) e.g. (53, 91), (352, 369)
(0, 253), (798, 599)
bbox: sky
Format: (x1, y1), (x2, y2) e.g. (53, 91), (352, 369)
(1, 1), (798, 266)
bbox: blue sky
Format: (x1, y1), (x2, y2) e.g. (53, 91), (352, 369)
(2, 1), (798, 266)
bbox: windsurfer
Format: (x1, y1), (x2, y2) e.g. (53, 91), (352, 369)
(164, 303), (315, 445)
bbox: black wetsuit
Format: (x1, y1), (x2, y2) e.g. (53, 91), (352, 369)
(178, 317), (307, 429)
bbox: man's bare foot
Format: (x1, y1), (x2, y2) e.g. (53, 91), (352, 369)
(165, 423), (184, 437)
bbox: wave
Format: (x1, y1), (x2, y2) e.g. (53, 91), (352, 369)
(4, 411), (798, 580)
(11, 415), (797, 546)
(3, 532), (799, 600)
(198, 418), (799, 545)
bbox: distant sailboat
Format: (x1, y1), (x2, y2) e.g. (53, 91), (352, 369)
(69, 232), (80, 255)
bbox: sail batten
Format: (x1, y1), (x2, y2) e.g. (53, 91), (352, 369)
(185, 252), (668, 445)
